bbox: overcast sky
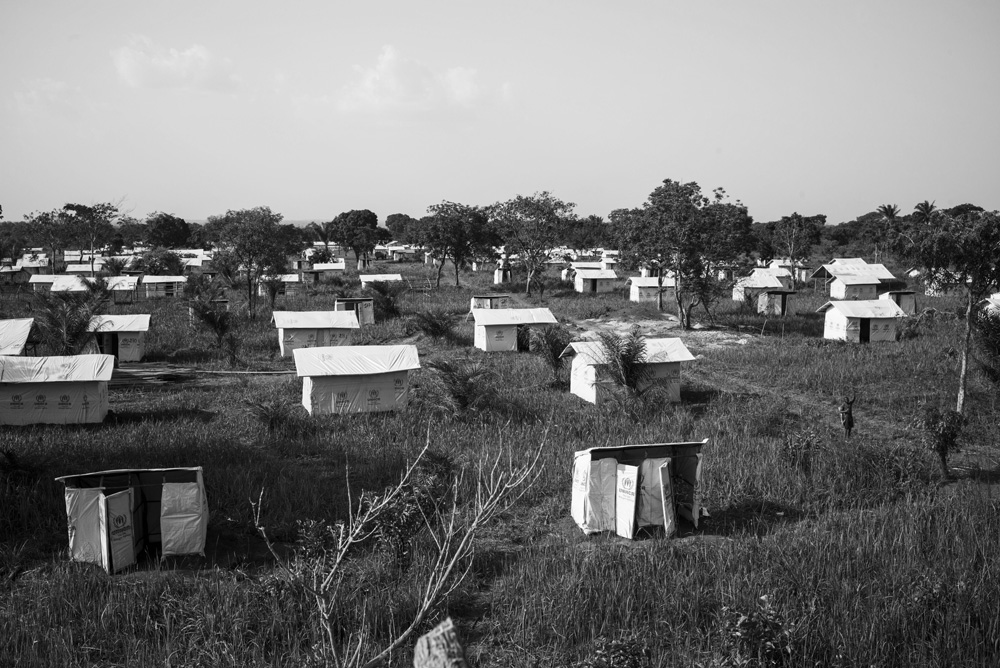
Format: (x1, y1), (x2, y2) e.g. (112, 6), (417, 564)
(2, 1), (998, 226)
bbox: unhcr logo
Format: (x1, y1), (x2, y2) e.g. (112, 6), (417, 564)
(621, 477), (634, 491)
(58, 395), (72, 409)
(35, 395), (47, 406)
(10, 394), (22, 409)
(394, 378), (403, 388)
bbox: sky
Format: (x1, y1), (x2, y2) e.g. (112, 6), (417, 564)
(2, 1), (998, 226)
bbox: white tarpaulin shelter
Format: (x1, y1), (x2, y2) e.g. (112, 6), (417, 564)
(359, 274), (403, 288)
(627, 276), (675, 303)
(51, 275), (89, 293)
(810, 261), (895, 299)
(294, 345), (420, 415)
(572, 440), (708, 537)
(142, 275), (187, 298)
(55, 467), (209, 573)
(828, 274), (879, 300)
(732, 270), (785, 302)
(472, 308), (558, 352)
(0, 318), (33, 355)
(817, 300), (906, 343)
(880, 290), (917, 315)
(273, 311), (360, 357)
(28, 274), (57, 292)
(334, 297), (375, 325)
(574, 268), (617, 293)
(757, 290), (796, 316)
(561, 338), (695, 404)
(0, 354), (114, 425)
(258, 273), (301, 297)
(88, 315), (151, 362)
(106, 276), (139, 303)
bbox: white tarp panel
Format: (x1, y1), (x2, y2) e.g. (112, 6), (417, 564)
(334, 299), (375, 325)
(571, 441), (707, 536)
(273, 311), (360, 330)
(89, 314), (151, 333)
(51, 275), (88, 292)
(470, 295), (511, 311)
(302, 370), (410, 414)
(293, 345), (420, 377)
(160, 481), (208, 556)
(0, 318), (33, 355)
(561, 339), (692, 405)
(474, 323), (518, 352)
(0, 354), (114, 383)
(65, 487), (103, 564)
(615, 465), (639, 539)
(102, 488), (136, 573)
(359, 274), (403, 287)
(471, 308), (557, 327)
(0, 380), (109, 425)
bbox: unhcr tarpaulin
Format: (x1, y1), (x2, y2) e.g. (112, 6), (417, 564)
(0, 318), (33, 355)
(472, 308), (558, 352)
(293, 345), (420, 414)
(0, 354), (114, 425)
(273, 311), (361, 356)
(572, 441), (707, 537)
(88, 315), (151, 362)
(56, 467), (209, 573)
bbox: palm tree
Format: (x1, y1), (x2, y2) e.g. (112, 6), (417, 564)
(876, 204), (900, 221)
(874, 204), (900, 262)
(914, 200), (937, 223)
(32, 278), (110, 355)
(99, 257), (128, 276)
(308, 221), (337, 252)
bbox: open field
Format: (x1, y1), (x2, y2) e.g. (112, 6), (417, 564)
(2, 260), (1000, 667)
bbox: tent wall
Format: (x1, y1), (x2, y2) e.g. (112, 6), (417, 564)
(823, 312), (897, 342)
(757, 292), (792, 316)
(630, 285), (659, 303)
(570, 360), (682, 405)
(881, 292), (916, 315)
(474, 323), (518, 352)
(0, 380), (108, 425)
(569, 357), (599, 404)
(334, 299), (375, 325)
(278, 327), (353, 357)
(95, 331), (146, 362)
(574, 277), (615, 293)
(303, 370), (410, 414)
(830, 281), (877, 300)
(144, 283), (182, 298)
(470, 295), (511, 310)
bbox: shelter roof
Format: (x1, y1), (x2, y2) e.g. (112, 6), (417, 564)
(293, 345), (420, 377)
(51, 275), (88, 292)
(105, 276), (138, 291)
(359, 274), (403, 283)
(66, 263), (102, 272)
(816, 300), (907, 318)
(142, 275), (187, 284)
(574, 269), (618, 280)
(313, 261), (346, 271)
(735, 272), (785, 289)
(571, 262), (605, 270)
(809, 262), (895, 282)
(89, 315), (151, 333)
(28, 274), (58, 284)
(0, 318), (33, 355)
(560, 338), (695, 365)
(832, 274), (881, 285)
(830, 258), (868, 264)
(626, 276), (676, 288)
(0, 354), (115, 383)
(273, 311), (360, 329)
(472, 308), (558, 327)
(56, 466), (203, 484)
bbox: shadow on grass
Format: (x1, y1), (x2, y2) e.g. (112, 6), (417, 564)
(105, 407), (216, 425)
(693, 499), (805, 538)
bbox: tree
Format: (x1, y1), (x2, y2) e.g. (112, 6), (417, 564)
(563, 214), (610, 258)
(307, 220), (337, 252)
(136, 247), (185, 275)
(23, 209), (70, 273)
(489, 192), (576, 296)
(114, 215), (147, 251)
(612, 180), (754, 328)
(767, 212), (825, 265)
(214, 207), (298, 319)
(329, 209), (389, 270)
(385, 213), (419, 241)
(0, 221), (28, 265)
(415, 202), (498, 287)
(890, 208), (1000, 413)
(145, 212), (191, 248)
(62, 203), (118, 274)
(32, 278), (110, 355)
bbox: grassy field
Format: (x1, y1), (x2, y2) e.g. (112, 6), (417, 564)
(2, 261), (999, 667)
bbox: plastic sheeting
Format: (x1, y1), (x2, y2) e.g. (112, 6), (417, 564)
(0, 318), (33, 355)
(0, 380), (109, 425)
(0, 354), (114, 383)
(273, 311), (360, 330)
(303, 371), (410, 414)
(293, 345), (419, 377)
(161, 482), (209, 556)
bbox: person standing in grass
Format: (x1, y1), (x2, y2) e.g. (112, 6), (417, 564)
(839, 395), (855, 439)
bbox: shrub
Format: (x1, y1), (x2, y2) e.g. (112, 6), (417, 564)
(420, 358), (496, 418)
(920, 405), (964, 478)
(368, 281), (404, 320)
(410, 308), (457, 340)
(31, 280), (110, 355)
(598, 325), (651, 394)
(531, 324), (573, 385)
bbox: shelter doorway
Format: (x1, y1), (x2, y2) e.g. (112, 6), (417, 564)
(859, 318), (871, 343)
(590, 280), (597, 293)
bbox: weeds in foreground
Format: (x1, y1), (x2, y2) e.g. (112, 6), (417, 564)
(410, 308), (457, 340)
(419, 359), (496, 418)
(531, 324), (573, 386)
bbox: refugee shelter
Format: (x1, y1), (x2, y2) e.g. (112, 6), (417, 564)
(359, 274), (403, 289)
(757, 290), (796, 316)
(293, 345), (420, 415)
(334, 297), (375, 325)
(0, 318), (33, 355)
(472, 308), (558, 352)
(817, 300), (906, 343)
(732, 270), (785, 302)
(880, 290), (917, 315)
(87, 315), (151, 362)
(258, 274), (301, 298)
(561, 338), (695, 404)
(493, 267), (511, 284)
(627, 277), (675, 303)
(55, 467), (209, 573)
(810, 261), (895, 299)
(470, 294), (512, 311)
(106, 276), (139, 304)
(50, 275), (89, 293)
(0, 266), (31, 285)
(828, 275), (879, 300)
(28, 274), (57, 292)
(142, 275), (187, 299)
(272, 311), (360, 357)
(574, 268), (618, 293)
(572, 440), (708, 538)
(562, 262), (603, 281)
(0, 354), (114, 425)
(302, 261), (347, 284)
